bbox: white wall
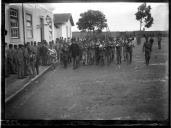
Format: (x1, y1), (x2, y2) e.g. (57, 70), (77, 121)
(5, 4), (55, 45)
(61, 24), (66, 39)
(61, 19), (72, 39)
(64, 19), (72, 39)
(54, 25), (62, 39)
(53, 18), (73, 41)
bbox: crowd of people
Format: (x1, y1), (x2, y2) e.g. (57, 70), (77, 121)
(5, 40), (56, 79)
(5, 33), (162, 79)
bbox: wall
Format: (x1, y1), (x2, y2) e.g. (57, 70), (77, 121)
(54, 19), (72, 40)
(65, 19), (72, 38)
(5, 3), (55, 45)
(54, 25), (62, 39)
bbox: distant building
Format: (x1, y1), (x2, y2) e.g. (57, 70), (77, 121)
(53, 13), (74, 41)
(5, 3), (55, 44)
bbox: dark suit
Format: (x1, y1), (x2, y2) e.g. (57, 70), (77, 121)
(70, 43), (80, 69)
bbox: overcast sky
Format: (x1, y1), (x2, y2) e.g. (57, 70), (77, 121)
(40, 2), (168, 32)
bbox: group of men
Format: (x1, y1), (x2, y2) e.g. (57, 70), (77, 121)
(5, 33), (163, 78)
(5, 40), (57, 79)
(53, 36), (136, 69)
(56, 33), (162, 69)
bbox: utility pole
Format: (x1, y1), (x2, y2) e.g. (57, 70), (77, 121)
(22, 3), (25, 45)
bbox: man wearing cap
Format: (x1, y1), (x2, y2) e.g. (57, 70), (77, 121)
(61, 43), (69, 68)
(70, 38), (80, 69)
(158, 33), (162, 49)
(30, 41), (34, 52)
(35, 42), (41, 75)
(95, 40), (100, 65)
(30, 50), (36, 78)
(17, 44), (25, 78)
(7, 44), (15, 74)
(116, 38), (122, 65)
(24, 44), (29, 76)
(126, 37), (134, 64)
(143, 39), (152, 66)
(149, 34), (154, 51)
(13, 45), (18, 73)
(33, 41), (37, 54)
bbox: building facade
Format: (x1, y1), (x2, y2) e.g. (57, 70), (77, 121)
(53, 13), (74, 41)
(5, 3), (55, 45)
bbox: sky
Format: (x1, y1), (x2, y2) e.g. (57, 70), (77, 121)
(40, 2), (168, 32)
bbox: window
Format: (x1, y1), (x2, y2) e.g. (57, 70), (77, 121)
(26, 13), (33, 38)
(10, 8), (19, 38)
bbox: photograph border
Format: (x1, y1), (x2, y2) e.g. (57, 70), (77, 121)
(1, 0), (170, 127)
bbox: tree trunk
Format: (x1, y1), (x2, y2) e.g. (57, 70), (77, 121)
(140, 18), (143, 31)
(140, 20), (142, 31)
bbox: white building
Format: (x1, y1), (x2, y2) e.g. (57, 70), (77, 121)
(53, 13), (74, 41)
(5, 3), (55, 44)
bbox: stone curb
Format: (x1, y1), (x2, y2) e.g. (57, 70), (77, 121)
(5, 65), (53, 103)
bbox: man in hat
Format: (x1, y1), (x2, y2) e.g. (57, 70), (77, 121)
(143, 39), (152, 66)
(13, 45), (18, 73)
(61, 43), (69, 68)
(126, 37), (134, 64)
(30, 50), (36, 78)
(33, 41), (37, 54)
(95, 39), (100, 65)
(7, 44), (15, 74)
(149, 34), (154, 51)
(70, 38), (80, 69)
(30, 41), (34, 52)
(116, 38), (122, 65)
(23, 44), (29, 76)
(35, 42), (41, 74)
(158, 33), (162, 49)
(17, 44), (25, 78)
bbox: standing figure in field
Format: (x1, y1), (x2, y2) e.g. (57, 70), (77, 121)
(116, 38), (122, 65)
(149, 35), (154, 51)
(99, 42), (105, 66)
(36, 42), (41, 74)
(111, 39), (116, 64)
(34, 42), (40, 75)
(23, 43), (30, 76)
(158, 33), (162, 49)
(95, 40), (100, 65)
(49, 44), (57, 70)
(13, 45), (18, 74)
(143, 40), (152, 66)
(29, 50), (36, 78)
(70, 38), (80, 69)
(144, 34), (149, 46)
(7, 44), (15, 74)
(61, 43), (69, 68)
(17, 44), (25, 79)
(125, 37), (134, 64)
(82, 42), (87, 65)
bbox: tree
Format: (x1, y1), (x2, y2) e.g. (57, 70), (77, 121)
(76, 10), (107, 34)
(135, 3), (154, 31)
